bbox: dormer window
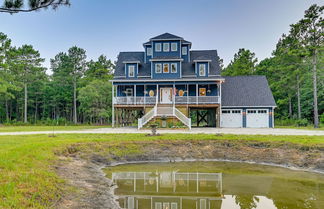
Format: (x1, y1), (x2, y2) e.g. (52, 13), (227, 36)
(163, 43), (170, 52)
(171, 43), (177, 51)
(155, 43), (161, 52)
(199, 64), (206, 76)
(147, 47), (152, 56)
(182, 46), (187, 55)
(128, 65), (135, 77)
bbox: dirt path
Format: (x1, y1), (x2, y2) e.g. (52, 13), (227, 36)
(1, 127), (324, 136)
(55, 139), (324, 208)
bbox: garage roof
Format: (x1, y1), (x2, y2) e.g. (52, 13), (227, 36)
(221, 76), (276, 107)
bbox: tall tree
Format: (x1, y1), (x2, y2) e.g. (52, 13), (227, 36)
(67, 46), (87, 124)
(8, 45), (45, 123)
(292, 4), (323, 128)
(1, 0), (69, 13)
(222, 48), (258, 76)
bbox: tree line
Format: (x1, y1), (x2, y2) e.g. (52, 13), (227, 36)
(0, 34), (114, 125)
(0, 4), (322, 127)
(222, 4), (324, 128)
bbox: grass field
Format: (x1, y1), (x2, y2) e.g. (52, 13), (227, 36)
(0, 125), (110, 132)
(0, 133), (323, 208)
(276, 125), (324, 130)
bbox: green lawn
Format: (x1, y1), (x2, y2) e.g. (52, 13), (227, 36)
(0, 133), (323, 208)
(0, 125), (110, 132)
(276, 125), (324, 130)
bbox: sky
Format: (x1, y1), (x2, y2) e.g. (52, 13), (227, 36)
(0, 0), (322, 72)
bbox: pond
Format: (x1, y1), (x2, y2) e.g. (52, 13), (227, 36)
(104, 161), (324, 209)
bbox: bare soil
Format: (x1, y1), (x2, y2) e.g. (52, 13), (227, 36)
(55, 139), (324, 209)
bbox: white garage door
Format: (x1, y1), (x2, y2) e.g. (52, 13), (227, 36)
(221, 109), (242, 128)
(246, 109), (269, 128)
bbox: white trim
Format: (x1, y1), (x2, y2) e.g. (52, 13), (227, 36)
(114, 76), (126, 78)
(222, 106), (277, 108)
(155, 63), (162, 73)
(182, 75), (196, 78)
(122, 61), (140, 64)
(155, 43), (161, 52)
(171, 42), (178, 51)
(163, 42), (170, 52)
(171, 63), (177, 73)
(150, 38), (183, 41)
(180, 61), (182, 78)
(111, 78), (225, 82)
(128, 65), (135, 77)
(150, 58), (183, 62)
(163, 63), (169, 73)
(193, 59), (212, 62)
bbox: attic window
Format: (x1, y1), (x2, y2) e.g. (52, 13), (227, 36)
(128, 65), (135, 77)
(163, 43), (170, 52)
(171, 43), (177, 51)
(182, 46), (187, 55)
(147, 47), (152, 56)
(198, 64), (206, 76)
(155, 43), (161, 52)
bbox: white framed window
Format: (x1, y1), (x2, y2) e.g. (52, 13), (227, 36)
(199, 64), (206, 76)
(232, 110), (241, 114)
(147, 47), (152, 56)
(163, 43), (170, 52)
(171, 63), (177, 73)
(258, 110), (268, 114)
(155, 63), (162, 73)
(128, 65), (135, 77)
(155, 43), (161, 52)
(163, 63), (169, 73)
(247, 110), (257, 114)
(182, 46), (187, 55)
(171, 43), (178, 51)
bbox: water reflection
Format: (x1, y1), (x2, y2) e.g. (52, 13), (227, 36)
(108, 162), (324, 209)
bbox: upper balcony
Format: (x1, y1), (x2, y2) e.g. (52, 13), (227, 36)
(113, 83), (220, 106)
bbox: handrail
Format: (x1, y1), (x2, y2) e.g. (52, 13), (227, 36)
(138, 105), (157, 129)
(174, 108), (191, 129)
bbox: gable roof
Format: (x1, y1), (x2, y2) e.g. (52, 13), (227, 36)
(221, 76), (276, 107)
(150, 33), (184, 40)
(114, 50), (221, 79)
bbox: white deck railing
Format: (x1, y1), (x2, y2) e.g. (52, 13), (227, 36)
(174, 108), (191, 129)
(114, 96), (219, 105)
(138, 105), (157, 129)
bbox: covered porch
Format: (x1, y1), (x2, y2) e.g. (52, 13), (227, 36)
(112, 81), (221, 106)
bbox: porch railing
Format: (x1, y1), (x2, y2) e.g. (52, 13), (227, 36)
(114, 96), (220, 105)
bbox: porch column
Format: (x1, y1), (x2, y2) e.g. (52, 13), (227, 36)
(112, 84), (115, 128)
(196, 84), (198, 105)
(156, 84), (159, 105)
(134, 84), (137, 105)
(173, 82), (175, 115)
(144, 84), (146, 107)
(187, 84), (189, 104)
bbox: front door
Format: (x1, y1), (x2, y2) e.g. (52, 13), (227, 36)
(160, 88), (172, 104)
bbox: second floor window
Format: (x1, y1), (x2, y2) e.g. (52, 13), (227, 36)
(147, 47), (152, 56)
(171, 63), (177, 73)
(182, 46), (187, 55)
(163, 63), (169, 73)
(171, 43), (177, 51)
(199, 64), (206, 76)
(163, 43), (170, 52)
(155, 63), (162, 73)
(155, 43), (161, 52)
(128, 65), (135, 77)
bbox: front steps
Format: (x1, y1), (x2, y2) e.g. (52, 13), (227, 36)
(138, 105), (191, 129)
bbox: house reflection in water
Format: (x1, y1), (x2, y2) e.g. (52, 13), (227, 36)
(112, 171), (223, 209)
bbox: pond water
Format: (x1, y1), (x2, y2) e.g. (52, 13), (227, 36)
(104, 161), (324, 209)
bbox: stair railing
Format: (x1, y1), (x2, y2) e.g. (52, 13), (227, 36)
(174, 107), (192, 129)
(138, 105), (157, 129)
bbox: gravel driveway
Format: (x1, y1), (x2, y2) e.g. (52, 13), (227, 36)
(0, 127), (324, 136)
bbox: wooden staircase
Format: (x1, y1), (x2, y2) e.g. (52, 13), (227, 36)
(138, 104), (191, 129)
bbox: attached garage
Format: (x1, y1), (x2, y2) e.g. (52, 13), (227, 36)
(220, 109), (243, 128)
(221, 76), (277, 128)
(246, 109), (269, 128)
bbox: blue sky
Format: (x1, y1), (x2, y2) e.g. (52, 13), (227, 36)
(1, 0), (322, 71)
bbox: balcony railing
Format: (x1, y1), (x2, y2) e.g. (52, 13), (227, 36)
(113, 96), (220, 105)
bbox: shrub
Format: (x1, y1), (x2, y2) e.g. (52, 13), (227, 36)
(320, 114), (324, 124)
(296, 119), (308, 127)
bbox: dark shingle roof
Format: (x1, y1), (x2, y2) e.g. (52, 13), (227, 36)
(221, 76), (276, 107)
(150, 33), (183, 40)
(114, 50), (221, 78)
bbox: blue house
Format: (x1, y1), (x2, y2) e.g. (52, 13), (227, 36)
(111, 33), (276, 129)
